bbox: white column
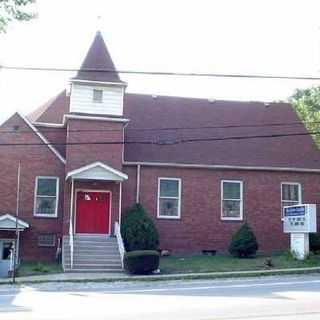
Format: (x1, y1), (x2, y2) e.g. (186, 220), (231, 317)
(118, 182), (122, 227)
(69, 178), (74, 232)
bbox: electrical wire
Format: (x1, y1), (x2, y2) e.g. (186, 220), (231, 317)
(1, 65), (320, 81)
(0, 130), (319, 147)
(0, 120), (318, 134)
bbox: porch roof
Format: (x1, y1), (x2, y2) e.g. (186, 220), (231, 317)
(0, 214), (29, 231)
(66, 161), (128, 182)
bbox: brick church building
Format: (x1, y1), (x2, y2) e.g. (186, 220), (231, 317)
(0, 31), (319, 273)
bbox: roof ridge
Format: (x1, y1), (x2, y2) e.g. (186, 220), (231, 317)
(27, 90), (67, 123)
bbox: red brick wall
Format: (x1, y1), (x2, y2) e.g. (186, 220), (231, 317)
(122, 165), (320, 254)
(35, 126), (67, 158)
(0, 114), (65, 262)
(65, 119), (124, 172)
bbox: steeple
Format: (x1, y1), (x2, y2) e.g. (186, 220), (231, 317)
(74, 31), (124, 83)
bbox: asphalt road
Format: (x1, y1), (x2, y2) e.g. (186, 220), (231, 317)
(0, 274), (319, 320)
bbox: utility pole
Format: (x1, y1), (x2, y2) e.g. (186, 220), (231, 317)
(12, 161), (21, 284)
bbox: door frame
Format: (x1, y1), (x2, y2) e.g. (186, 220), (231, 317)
(74, 189), (112, 235)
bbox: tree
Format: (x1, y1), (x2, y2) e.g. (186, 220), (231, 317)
(228, 223), (258, 258)
(0, 0), (36, 33)
(289, 87), (320, 146)
(121, 203), (159, 251)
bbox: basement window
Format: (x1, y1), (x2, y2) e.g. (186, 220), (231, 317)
(157, 178), (181, 219)
(38, 234), (56, 247)
(221, 180), (243, 220)
(34, 177), (59, 218)
(93, 89), (103, 103)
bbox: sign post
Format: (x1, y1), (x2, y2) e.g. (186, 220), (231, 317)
(283, 204), (317, 260)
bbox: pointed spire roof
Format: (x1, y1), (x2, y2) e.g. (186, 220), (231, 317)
(74, 31), (124, 83)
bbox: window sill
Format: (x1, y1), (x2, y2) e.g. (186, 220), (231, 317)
(33, 214), (58, 219)
(220, 217), (243, 222)
(157, 216), (181, 220)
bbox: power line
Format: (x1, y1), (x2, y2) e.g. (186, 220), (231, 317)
(0, 120), (318, 134)
(0, 130), (319, 147)
(1, 65), (320, 81)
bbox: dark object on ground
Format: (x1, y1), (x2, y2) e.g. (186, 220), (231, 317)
(202, 250), (217, 256)
(264, 257), (274, 268)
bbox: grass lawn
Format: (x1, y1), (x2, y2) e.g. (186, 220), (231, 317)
(159, 253), (320, 274)
(18, 262), (63, 277)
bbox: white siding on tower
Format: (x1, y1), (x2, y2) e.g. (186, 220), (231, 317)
(70, 84), (124, 116)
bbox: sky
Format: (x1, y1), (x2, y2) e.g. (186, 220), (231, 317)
(1, 0), (320, 124)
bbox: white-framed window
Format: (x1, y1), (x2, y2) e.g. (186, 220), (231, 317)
(157, 178), (181, 219)
(38, 234), (56, 247)
(221, 180), (243, 220)
(281, 182), (302, 216)
(34, 177), (59, 218)
(93, 89), (103, 103)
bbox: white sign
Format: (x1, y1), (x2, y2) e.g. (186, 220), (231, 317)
(283, 204), (317, 233)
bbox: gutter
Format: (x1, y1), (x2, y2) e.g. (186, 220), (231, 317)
(123, 161), (320, 174)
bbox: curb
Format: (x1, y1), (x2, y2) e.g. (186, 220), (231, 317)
(2, 266), (320, 285)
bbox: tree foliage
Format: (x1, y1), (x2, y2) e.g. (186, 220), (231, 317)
(228, 223), (258, 258)
(121, 203), (159, 251)
(0, 0), (36, 33)
(289, 87), (320, 147)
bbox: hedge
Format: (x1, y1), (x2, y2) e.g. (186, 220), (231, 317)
(124, 250), (160, 275)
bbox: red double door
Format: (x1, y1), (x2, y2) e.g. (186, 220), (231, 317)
(75, 191), (110, 234)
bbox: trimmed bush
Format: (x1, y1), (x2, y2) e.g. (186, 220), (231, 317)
(229, 223), (259, 258)
(121, 203), (159, 251)
(310, 233), (320, 253)
(124, 250), (160, 275)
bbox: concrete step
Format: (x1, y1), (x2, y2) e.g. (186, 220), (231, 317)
(62, 234), (123, 272)
(64, 259), (121, 268)
(64, 268), (123, 273)
(64, 247), (120, 253)
(64, 239), (118, 246)
(64, 263), (122, 269)
(64, 252), (120, 258)
(65, 236), (117, 242)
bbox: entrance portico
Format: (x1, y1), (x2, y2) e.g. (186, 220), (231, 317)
(63, 162), (127, 272)
(66, 161), (128, 236)
(0, 214), (29, 277)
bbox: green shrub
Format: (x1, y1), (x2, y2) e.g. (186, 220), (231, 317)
(229, 223), (259, 258)
(32, 263), (49, 273)
(121, 203), (159, 251)
(124, 250), (160, 275)
(310, 233), (320, 253)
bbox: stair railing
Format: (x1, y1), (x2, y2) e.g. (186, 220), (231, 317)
(69, 222), (74, 270)
(114, 222), (125, 268)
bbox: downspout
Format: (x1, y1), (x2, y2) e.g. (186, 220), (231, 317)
(136, 164), (141, 203)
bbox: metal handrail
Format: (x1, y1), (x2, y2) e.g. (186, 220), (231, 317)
(69, 222), (74, 269)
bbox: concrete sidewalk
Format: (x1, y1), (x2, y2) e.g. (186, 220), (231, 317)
(1, 266), (320, 285)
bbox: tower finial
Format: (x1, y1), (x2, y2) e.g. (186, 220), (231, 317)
(96, 15), (103, 34)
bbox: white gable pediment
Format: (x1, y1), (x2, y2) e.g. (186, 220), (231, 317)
(0, 214), (29, 230)
(66, 162), (128, 181)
